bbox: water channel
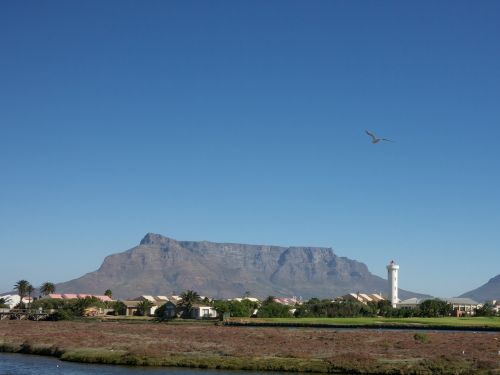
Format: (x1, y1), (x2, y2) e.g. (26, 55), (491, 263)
(0, 353), (280, 375)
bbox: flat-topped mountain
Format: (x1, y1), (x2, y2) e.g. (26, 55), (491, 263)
(459, 274), (500, 302)
(55, 233), (428, 300)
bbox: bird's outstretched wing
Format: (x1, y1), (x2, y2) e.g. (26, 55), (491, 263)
(365, 130), (377, 140)
(381, 138), (394, 142)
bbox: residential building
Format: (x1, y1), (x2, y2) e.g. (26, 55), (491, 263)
(42, 293), (113, 302)
(397, 297), (482, 316)
(339, 293), (385, 304)
(189, 304), (217, 319)
(442, 298), (482, 316)
(123, 300), (140, 316)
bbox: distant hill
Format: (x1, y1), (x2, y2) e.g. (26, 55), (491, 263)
(55, 233), (429, 300)
(459, 274), (500, 302)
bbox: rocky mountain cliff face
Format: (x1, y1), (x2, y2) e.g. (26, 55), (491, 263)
(459, 274), (500, 302)
(56, 233), (427, 300)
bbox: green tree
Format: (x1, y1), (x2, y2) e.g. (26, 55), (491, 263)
(373, 300), (393, 317)
(256, 297), (292, 318)
(48, 309), (75, 321)
(104, 289), (113, 299)
(213, 300), (230, 316)
(30, 297), (103, 320)
(40, 282), (55, 296)
(263, 295), (276, 305)
(71, 297), (105, 317)
(294, 299), (376, 318)
(179, 290), (201, 318)
(256, 301), (291, 318)
(235, 299), (259, 317)
(31, 298), (66, 311)
(14, 280), (31, 307)
(110, 300), (126, 315)
(30, 298), (80, 320)
(475, 303), (495, 317)
(26, 284), (34, 309)
(418, 299), (453, 317)
(136, 300), (154, 316)
(213, 299), (259, 318)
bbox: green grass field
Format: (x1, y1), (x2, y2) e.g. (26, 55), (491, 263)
(233, 316), (500, 328)
(99, 315), (500, 329)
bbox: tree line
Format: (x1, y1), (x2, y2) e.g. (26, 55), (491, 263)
(4, 279), (498, 319)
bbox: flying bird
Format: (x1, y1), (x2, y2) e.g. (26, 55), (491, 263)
(365, 130), (394, 144)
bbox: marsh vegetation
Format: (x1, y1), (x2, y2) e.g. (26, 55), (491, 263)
(1, 320), (499, 374)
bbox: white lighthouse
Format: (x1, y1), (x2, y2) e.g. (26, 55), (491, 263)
(387, 260), (399, 308)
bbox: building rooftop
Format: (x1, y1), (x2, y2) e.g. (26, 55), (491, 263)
(440, 297), (481, 305)
(398, 297), (481, 306)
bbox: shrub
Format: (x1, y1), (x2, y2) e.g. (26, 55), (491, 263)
(213, 299), (259, 317)
(295, 299), (376, 318)
(414, 332), (428, 343)
(417, 299), (453, 317)
(110, 301), (127, 316)
(256, 302), (291, 318)
(48, 309), (75, 321)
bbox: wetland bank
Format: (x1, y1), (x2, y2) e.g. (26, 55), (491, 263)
(1, 320), (499, 374)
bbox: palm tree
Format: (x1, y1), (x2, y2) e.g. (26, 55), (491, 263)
(136, 300), (154, 316)
(26, 284), (34, 309)
(40, 282), (55, 296)
(179, 290), (201, 318)
(263, 295), (276, 305)
(14, 280), (30, 307)
(104, 289), (113, 299)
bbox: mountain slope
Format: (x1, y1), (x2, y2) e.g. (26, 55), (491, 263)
(55, 233), (427, 300)
(459, 274), (500, 302)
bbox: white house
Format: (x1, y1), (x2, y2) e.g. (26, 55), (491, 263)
(190, 304), (218, 319)
(397, 297), (426, 309)
(230, 297), (260, 303)
(131, 295), (170, 315)
(1, 295), (18, 309)
(442, 298), (482, 316)
(0, 295), (32, 309)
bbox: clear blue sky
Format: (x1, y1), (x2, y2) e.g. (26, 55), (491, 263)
(1, 1), (499, 298)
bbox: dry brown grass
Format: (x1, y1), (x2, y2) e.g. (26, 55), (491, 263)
(1, 320), (499, 373)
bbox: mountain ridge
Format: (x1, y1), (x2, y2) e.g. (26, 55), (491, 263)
(459, 274), (500, 302)
(54, 233), (429, 300)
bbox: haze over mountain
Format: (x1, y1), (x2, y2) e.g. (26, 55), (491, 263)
(52, 233), (430, 300)
(459, 274), (500, 302)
